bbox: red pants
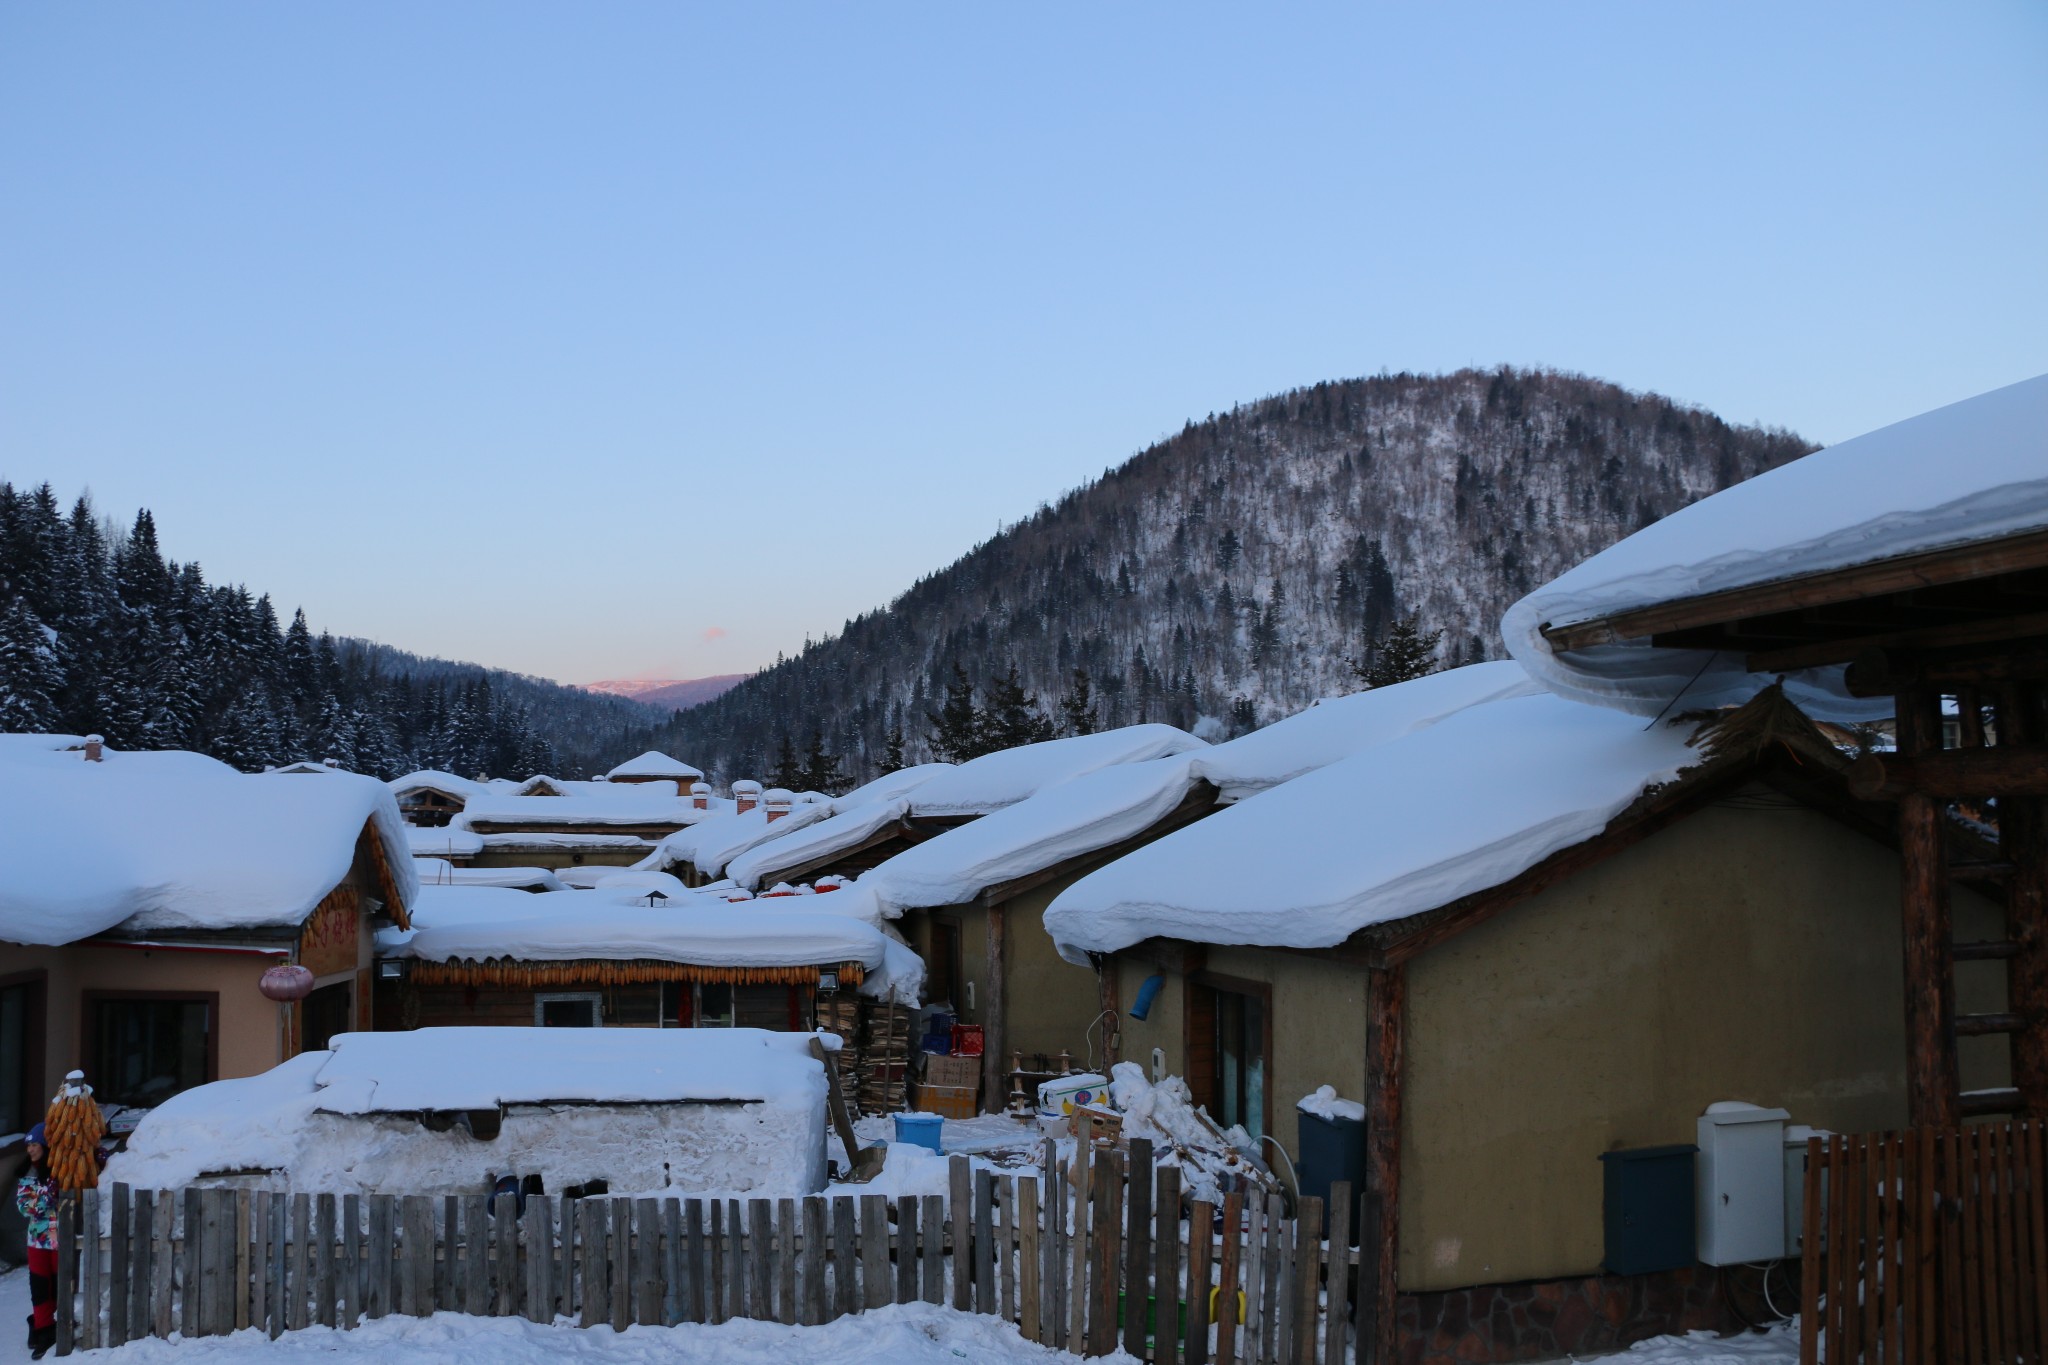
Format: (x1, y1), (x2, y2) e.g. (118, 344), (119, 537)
(26, 1246), (56, 1330)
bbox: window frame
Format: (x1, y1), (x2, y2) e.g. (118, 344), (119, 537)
(533, 992), (605, 1028)
(1183, 970), (1274, 1141)
(79, 988), (220, 1109)
(0, 970), (48, 1139)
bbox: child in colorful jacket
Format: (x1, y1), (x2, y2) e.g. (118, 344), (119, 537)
(14, 1122), (57, 1359)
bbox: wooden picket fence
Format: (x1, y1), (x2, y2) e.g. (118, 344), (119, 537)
(51, 1138), (1366, 1363)
(1800, 1119), (2048, 1365)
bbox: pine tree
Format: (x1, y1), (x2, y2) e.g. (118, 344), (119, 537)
(0, 598), (63, 731)
(1059, 667), (1097, 736)
(882, 724), (907, 770)
(927, 663), (988, 763)
(768, 732), (805, 790)
(984, 664), (1053, 749)
(1354, 615), (1443, 689)
(799, 729), (844, 793)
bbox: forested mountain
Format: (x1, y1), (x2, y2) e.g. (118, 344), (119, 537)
(654, 367), (1815, 785)
(0, 488), (662, 777)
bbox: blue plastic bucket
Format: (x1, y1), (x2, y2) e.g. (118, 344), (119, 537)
(894, 1113), (945, 1154)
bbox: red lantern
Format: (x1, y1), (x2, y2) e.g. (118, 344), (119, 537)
(259, 963), (315, 1002)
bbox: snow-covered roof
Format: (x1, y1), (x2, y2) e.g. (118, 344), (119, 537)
(906, 724), (1207, 818)
(458, 789), (702, 828)
(724, 796), (914, 891)
(862, 754), (1209, 915)
(1042, 692), (1698, 963)
(641, 801), (834, 880)
(406, 826), (485, 858)
(0, 742), (417, 946)
(392, 903), (891, 973)
(1190, 662), (1541, 801)
(831, 763), (954, 808)
(605, 750), (705, 782)
(1504, 374), (2048, 720)
(388, 770), (488, 802)
(410, 861), (567, 893)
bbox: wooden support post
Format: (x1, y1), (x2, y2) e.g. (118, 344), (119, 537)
(1363, 963), (1406, 1365)
(1099, 952), (1123, 1069)
(1898, 688), (1960, 1129)
(985, 902), (1008, 1110)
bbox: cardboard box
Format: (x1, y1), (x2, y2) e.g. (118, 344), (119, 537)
(924, 1053), (981, 1089)
(917, 1083), (978, 1121)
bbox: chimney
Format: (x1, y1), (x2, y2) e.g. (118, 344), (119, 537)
(690, 781), (711, 811)
(732, 779), (762, 815)
(763, 788), (794, 822)
(83, 734), (105, 763)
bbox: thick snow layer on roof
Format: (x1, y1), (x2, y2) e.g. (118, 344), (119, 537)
(644, 802), (834, 880)
(606, 750), (705, 781)
(1043, 693), (1698, 962)
(458, 790), (700, 828)
(411, 861), (567, 893)
(1504, 374), (2048, 720)
(387, 769), (487, 801)
(392, 898), (889, 971)
(1191, 662), (1542, 801)
(406, 826), (485, 857)
(725, 797), (912, 891)
(831, 763), (955, 808)
(863, 756), (1206, 915)
(906, 724), (1206, 818)
(0, 747), (417, 946)
(477, 831), (654, 850)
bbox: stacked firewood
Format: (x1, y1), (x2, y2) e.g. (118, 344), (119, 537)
(857, 1002), (915, 1115)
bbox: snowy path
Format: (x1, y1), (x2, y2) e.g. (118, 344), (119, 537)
(0, 1267), (1797, 1364)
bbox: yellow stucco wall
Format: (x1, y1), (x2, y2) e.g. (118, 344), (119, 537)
(1400, 792), (2009, 1291)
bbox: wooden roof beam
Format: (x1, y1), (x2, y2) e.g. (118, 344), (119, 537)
(1751, 609), (2048, 676)
(1845, 744), (2048, 801)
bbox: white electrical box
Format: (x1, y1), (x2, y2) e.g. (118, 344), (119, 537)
(1696, 1101), (1791, 1265)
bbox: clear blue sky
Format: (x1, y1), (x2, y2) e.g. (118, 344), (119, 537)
(3, 4), (2043, 685)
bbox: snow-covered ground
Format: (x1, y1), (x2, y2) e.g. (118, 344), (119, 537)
(0, 1268), (1796, 1364)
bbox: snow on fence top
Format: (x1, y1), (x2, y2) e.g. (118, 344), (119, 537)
(605, 749), (706, 782)
(1503, 373), (2048, 719)
(905, 723), (1208, 818)
(0, 740), (418, 946)
(1042, 692), (1698, 962)
(1188, 660), (1542, 801)
(862, 754), (1207, 915)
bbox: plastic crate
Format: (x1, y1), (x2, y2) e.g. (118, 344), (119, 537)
(950, 1024), (985, 1057)
(917, 1083), (978, 1120)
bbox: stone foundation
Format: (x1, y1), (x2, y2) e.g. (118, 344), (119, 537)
(1396, 1264), (1761, 1363)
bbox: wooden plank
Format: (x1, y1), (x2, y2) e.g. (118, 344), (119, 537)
(458, 1195), (485, 1317)
(500, 1194), (523, 1319)
(1996, 1125), (2022, 1363)
(1878, 1135), (1899, 1365)
(1125, 1139), (1153, 1361)
(860, 1194), (890, 1311)
(778, 1199), (799, 1326)
(53, 1194), (73, 1357)
(182, 1186), (202, 1339)
(286, 1192), (309, 1332)
(1047, 1156), (1066, 1350)
(951, 1156), (974, 1311)
(247, 1191), (268, 1341)
(130, 1189), (152, 1345)
(1917, 1129), (1939, 1365)
(1940, 1130), (1966, 1365)
(313, 1192), (336, 1331)
(629, 1199), (657, 1326)
(205, 1187), (229, 1339)
(80, 1188), (100, 1351)
(1859, 1136), (1879, 1361)
(659, 1198), (681, 1326)
(832, 1195), (857, 1320)
(997, 1179), (1017, 1324)
(1243, 1196), (1265, 1363)
(1089, 1148), (1118, 1359)
(800, 1197), (826, 1325)
(1158, 1166), (1183, 1365)
(1275, 1194), (1296, 1365)
(686, 1199), (709, 1324)
(1215, 1194), (1244, 1365)
(364, 1195), (390, 1322)
(578, 1199), (606, 1329)
(1186, 1199), (1215, 1365)
(1980, 1126), (2008, 1365)
(1293, 1198), (1323, 1365)
(1068, 1149), (1089, 1355)
(1825, 1135), (1846, 1365)
(1893, 1135), (1914, 1365)
(610, 1199), (633, 1333)
(109, 1184), (131, 1349)
(534, 1197), (558, 1324)
(920, 1194), (946, 1309)
(707, 1200), (727, 1325)
(893, 1196), (916, 1307)
(1019, 1178), (1042, 1345)
(265, 1192), (286, 1340)
(750, 1199), (775, 1320)
(1324, 1183), (1352, 1365)
(2028, 1121), (2048, 1365)
(151, 1189), (173, 1342)
(434, 1197), (453, 1311)
(1361, 965), (1404, 1365)
(339, 1193), (360, 1331)
(974, 1169), (996, 1316)
(234, 1189), (252, 1334)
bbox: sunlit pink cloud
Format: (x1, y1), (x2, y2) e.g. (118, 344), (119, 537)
(701, 626), (728, 642)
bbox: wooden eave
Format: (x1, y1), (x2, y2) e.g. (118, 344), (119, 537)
(1539, 527), (2048, 673)
(753, 820), (938, 889)
(464, 820), (686, 839)
(976, 782), (1221, 910)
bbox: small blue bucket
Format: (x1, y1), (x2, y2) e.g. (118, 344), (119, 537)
(894, 1112), (945, 1154)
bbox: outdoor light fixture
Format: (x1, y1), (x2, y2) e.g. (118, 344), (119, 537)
(643, 890), (670, 907)
(817, 968), (840, 993)
(378, 960), (405, 980)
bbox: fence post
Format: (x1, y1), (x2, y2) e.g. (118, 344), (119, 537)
(1294, 1197), (1324, 1365)
(831, 1195), (857, 1320)
(1124, 1139), (1153, 1361)
(778, 1199), (800, 1325)
(80, 1187), (100, 1352)
(610, 1199), (634, 1332)
(973, 1169), (995, 1316)
(1216, 1193), (1244, 1363)
(950, 1157), (974, 1311)
(1019, 1178), (1041, 1344)
(1324, 1183), (1352, 1365)
(920, 1193), (945, 1309)
(264, 1191), (285, 1338)
(1186, 1198), (1214, 1365)
(1068, 1151), (1089, 1354)
(893, 1196), (917, 1307)
(1157, 1166), (1183, 1365)
(800, 1197), (826, 1325)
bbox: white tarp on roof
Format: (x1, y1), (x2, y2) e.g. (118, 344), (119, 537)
(605, 750), (705, 782)
(0, 742), (417, 946)
(1190, 661), (1542, 801)
(862, 755), (1205, 915)
(1503, 374), (2048, 720)
(906, 724), (1206, 818)
(1043, 692), (1698, 963)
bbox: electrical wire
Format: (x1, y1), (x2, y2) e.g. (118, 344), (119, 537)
(1257, 1134), (1301, 1206)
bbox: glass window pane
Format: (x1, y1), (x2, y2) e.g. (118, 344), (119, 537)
(540, 999), (596, 1027)
(698, 983), (734, 1027)
(0, 986), (24, 1136)
(94, 998), (209, 1107)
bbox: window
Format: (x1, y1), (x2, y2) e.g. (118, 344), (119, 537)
(302, 981), (353, 1053)
(535, 993), (603, 1027)
(926, 919), (962, 1011)
(88, 994), (213, 1108)
(666, 982), (736, 1028)
(0, 975), (42, 1137)
(1186, 976), (1270, 1141)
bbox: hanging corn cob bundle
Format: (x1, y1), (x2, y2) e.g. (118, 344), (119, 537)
(43, 1069), (107, 1192)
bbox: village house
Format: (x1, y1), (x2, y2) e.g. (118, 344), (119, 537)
(387, 769), (489, 827)
(602, 749), (705, 787)
(1042, 376), (2045, 1364)
(0, 734), (416, 1145)
(450, 778), (715, 872)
